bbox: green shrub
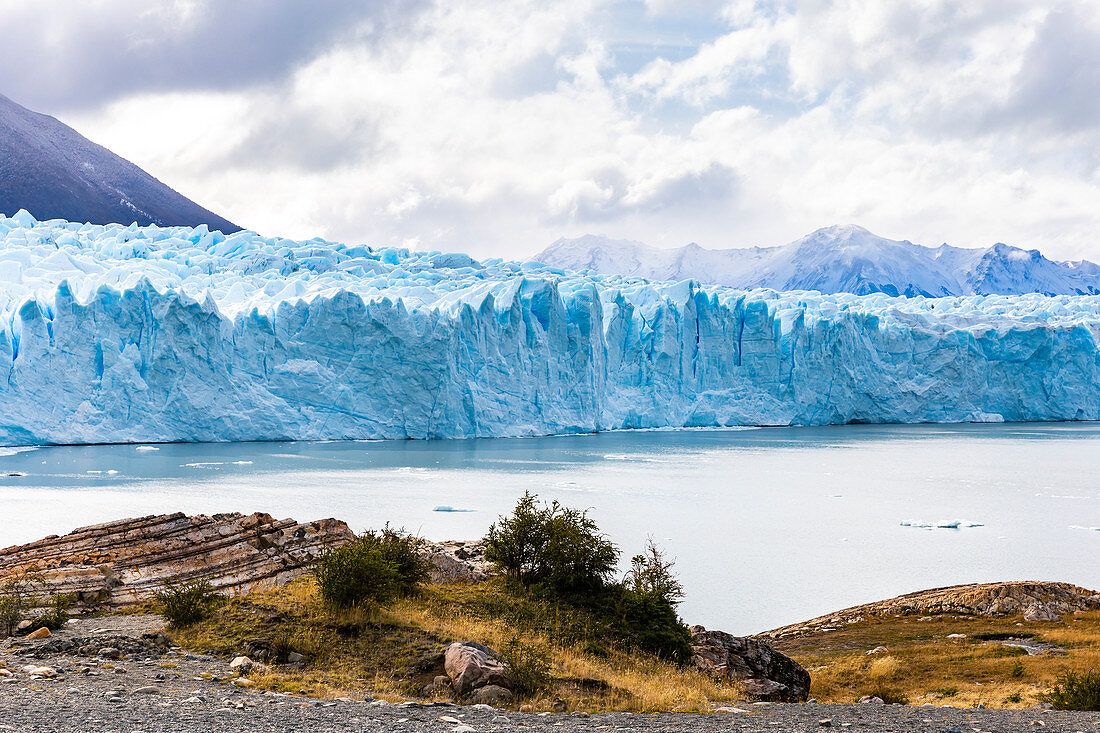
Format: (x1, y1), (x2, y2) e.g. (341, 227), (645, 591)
(1005, 692), (1022, 704)
(597, 584), (693, 664)
(33, 594), (75, 631)
(157, 579), (222, 627)
(485, 492), (619, 595)
(501, 636), (552, 695)
(370, 525), (430, 597)
(1011, 659), (1025, 678)
(314, 527), (428, 609)
(486, 494), (693, 663)
(1040, 669), (1100, 711)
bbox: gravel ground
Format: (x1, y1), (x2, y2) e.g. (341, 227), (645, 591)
(3, 617), (1099, 733)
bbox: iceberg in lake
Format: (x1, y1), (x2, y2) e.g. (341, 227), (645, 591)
(0, 210), (1098, 445)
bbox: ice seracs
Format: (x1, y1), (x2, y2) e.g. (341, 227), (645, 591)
(0, 211), (1098, 445)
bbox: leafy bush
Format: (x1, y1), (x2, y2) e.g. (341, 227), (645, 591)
(485, 492), (619, 595)
(486, 494), (692, 663)
(314, 526), (429, 609)
(33, 594), (75, 631)
(157, 579), (222, 627)
(1011, 659), (1026, 678)
(501, 636), (552, 695)
(370, 525), (431, 596)
(1040, 669), (1100, 711)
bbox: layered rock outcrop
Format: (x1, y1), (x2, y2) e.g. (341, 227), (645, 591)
(761, 581), (1100, 640)
(0, 512), (354, 605)
(689, 626), (811, 702)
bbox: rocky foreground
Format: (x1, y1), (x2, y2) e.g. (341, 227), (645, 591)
(3, 515), (1100, 731)
(2, 615), (1098, 733)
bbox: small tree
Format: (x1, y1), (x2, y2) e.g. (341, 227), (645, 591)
(624, 538), (684, 608)
(0, 566), (46, 636)
(485, 492), (619, 595)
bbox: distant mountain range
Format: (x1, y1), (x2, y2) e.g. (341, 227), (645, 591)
(0, 93), (239, 233)
(533, 225), (1100, 297)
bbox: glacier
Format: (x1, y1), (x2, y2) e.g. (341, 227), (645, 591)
(0, 210), (1098, 446)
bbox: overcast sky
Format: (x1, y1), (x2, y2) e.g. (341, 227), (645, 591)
(4, 0), (1100, 259)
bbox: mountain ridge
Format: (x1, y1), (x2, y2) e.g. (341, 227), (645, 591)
(0, 93), (239, 233)
(534, 225), (1100, 297)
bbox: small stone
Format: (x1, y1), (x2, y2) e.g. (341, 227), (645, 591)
(133, 686), (162, 694)
(858, 695), (884, 704)
(866, 646), (889, 655)
(229, 656), (253, 674)
(439, 716), (461, 724)
(25, 627), (51, 640)
(943, 727), (963, 733)
(452, 726), (477, 733)
(233, 678), (254, 687)
(818, 720), (832, 727)
(470, 685), (513, 706)
(286, 652), (305, 663)
(98, 648), (122, 659)
(946, 633), (966, 639)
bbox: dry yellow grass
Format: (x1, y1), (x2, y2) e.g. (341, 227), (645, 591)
(167, 577), (738, 712)
(772, 609), (1100, 708)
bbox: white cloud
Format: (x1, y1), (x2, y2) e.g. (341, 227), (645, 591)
(36, 0), (1100, 260)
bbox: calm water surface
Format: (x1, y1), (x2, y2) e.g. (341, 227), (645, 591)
(1, 423), (1098, 634)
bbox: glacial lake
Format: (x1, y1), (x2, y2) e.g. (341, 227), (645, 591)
(1, 423), (1098, 635)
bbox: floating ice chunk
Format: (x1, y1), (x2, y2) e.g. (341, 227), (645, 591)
(182, 462), (223, 468)
(901, 519), (982, 529)
(433, 505), (475, 513)
(106, 469), (118, 475)
(232, 460), (253, 465)
(135, 445), (159, 452)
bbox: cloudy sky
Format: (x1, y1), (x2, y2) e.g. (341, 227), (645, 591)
(4, 0), (1100, 259)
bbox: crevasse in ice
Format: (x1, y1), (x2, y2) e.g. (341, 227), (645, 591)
(0, 210), (1097, 445)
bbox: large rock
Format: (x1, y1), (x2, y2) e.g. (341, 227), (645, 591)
(0, 512), (353, 605)
(443, 641), (513, 696)
(424, 541), (493, 584)
(690, 626), (811, 702)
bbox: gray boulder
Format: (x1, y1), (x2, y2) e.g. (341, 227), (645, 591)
(690, 625), (811, 702)
(444, 642), (513, 696)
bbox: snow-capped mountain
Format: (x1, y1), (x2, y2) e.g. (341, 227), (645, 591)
(534, 225), (1100, 297)
(0, 93), (239, 233)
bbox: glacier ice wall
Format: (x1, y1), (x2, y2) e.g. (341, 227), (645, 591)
(0, 210), (1098, 445)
